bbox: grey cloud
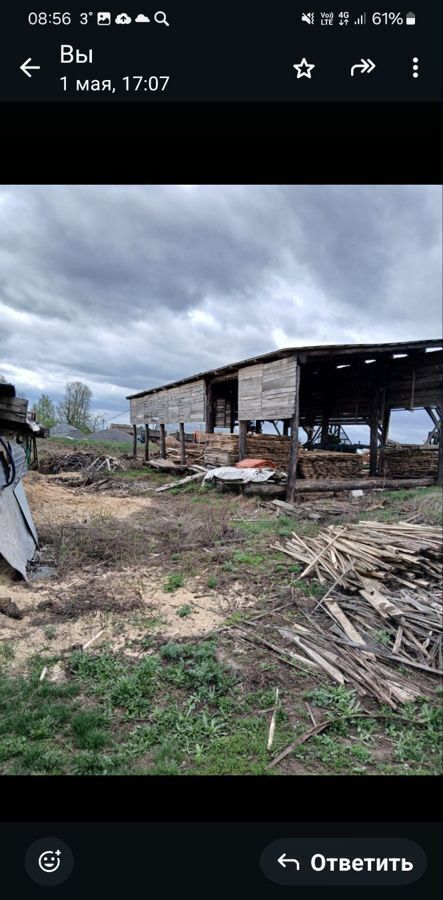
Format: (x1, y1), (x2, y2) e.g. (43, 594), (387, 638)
(0, 185), (441, 440)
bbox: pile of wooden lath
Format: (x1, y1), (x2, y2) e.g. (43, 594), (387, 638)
(380, 445), (439, 479)
(275, 521), (442, 592)
(246, 434), (291, 468)
(297, 450), (363, 480)
(271, 521), (442, 706)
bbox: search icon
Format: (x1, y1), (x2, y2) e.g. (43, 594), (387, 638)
(154, 11), (170, 26)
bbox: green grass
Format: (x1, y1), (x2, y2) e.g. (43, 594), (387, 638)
(47, 437), (133, 454)
(163, 573), (185, 593)
(1, 641), (441, 775)
(176, 605), (193, 618)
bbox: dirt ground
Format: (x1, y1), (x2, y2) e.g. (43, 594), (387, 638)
(23, 471), (152, 526)
(1, 449), (441, 775)
(1, 472), (255, 671)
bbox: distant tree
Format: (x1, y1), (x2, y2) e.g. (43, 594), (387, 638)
(58, 381), (93, 432)
(0, 374), (7, 383)
(32, 393), (58, 428)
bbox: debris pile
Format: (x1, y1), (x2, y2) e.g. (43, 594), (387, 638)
(41, 451), (127, 476)
(380, 445), (439, 479)
(267, 521), (442, 706)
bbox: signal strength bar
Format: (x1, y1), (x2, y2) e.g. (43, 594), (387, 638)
(354, 12), (367, 25)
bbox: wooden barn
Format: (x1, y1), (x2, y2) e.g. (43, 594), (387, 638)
(127, 339), (443, 500)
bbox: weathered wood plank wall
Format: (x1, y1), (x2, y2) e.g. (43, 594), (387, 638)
(238, 357), (297, 421)
(130, 379), (205, 424)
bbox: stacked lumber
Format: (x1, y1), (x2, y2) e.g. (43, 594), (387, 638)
(203, 433), (239, 466)
(380, 446), (439, 479)
(246, 435), (291, 468)
(0, 384), (28, 428)
(297, 450), (363, 480)
(274, 521), (442, 593)
(204, 448), (239, 466)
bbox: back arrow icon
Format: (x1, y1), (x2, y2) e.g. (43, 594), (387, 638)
(278, 853), (300, 869)
(351, 58), (376, 76)
(20, 58), (41, 78)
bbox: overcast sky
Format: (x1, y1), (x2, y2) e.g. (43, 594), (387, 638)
(0, 185), (441, 441)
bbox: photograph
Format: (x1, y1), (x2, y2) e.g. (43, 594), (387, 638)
(0, 184), (442, 778)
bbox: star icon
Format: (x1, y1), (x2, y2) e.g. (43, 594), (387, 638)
(293, 58), (316, 79)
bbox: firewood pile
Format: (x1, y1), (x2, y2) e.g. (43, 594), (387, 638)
(297, 450), (363, 480)
(380, 446), (439, 479)
(270, 521), (442, 705)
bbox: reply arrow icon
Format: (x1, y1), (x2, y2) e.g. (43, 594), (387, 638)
(278, 853), (300, 870)
(351, 58), (376, 76)
(20, 58), (41, 78)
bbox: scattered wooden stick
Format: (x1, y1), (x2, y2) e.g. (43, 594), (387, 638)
(267, 687), (280, 751)
(155, 472), (205, 492)
(82, 628), (105, 650)
(268, 711), (437, 769)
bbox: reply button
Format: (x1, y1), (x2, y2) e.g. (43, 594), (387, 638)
(260, 837), (427, 886)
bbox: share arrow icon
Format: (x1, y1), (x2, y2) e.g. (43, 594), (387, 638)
(351, 58), (376, 76)
(20, 58), (41, 78)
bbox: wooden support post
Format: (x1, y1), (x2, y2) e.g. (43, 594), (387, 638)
(283, 420), (289, 436)
(286, 361), (301, 503)
(159, 424), (166, 459)
(179, 422), (186, 464)
(320, 413), (329, 449)
(144, 424), (150, 462)
(230, 401), (235, 434)
(205, 381), (214, 433)
(369, 397), (380, 477)
(239, 421), (247, 460)
(132, 424), (137, 459)
(381, 407), (391, 445)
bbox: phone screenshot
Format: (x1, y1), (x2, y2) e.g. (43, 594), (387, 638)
(0, 3), (442, 898)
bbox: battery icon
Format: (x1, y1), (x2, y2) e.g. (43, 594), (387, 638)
(406, 12), (416, 25)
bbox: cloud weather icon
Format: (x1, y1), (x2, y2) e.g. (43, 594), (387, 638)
(115, 13), (132, 24)
(135, 14), (150, 22)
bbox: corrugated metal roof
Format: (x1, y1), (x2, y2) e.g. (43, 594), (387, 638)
(127, 338), (442, 400)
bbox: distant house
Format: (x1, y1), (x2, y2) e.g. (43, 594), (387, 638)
(49, 424), (86, 439)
